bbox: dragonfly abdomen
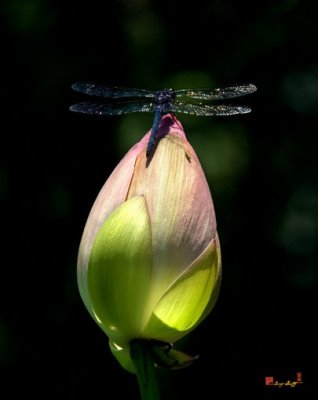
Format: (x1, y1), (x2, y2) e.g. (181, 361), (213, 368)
(147, 108), (163, 157)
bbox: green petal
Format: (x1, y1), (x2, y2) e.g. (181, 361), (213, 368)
(194, 233), (222, 325)
(77, 139), (144, 321)
(88, 196), (153, 346)
(142, 237), (221, 343)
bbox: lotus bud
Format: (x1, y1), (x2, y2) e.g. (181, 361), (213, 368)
(77, 114), (221, 372)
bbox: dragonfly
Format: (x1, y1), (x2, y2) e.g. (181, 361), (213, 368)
(70, 83), (257, 157)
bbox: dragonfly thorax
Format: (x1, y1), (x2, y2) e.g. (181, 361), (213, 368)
(154, 89), (176, 105)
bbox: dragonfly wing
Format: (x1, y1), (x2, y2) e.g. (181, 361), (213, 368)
(175, 84), (257, 100)
(71, 83), (156, 99)
(69, 101), (155, 115)
(173, 102), (251, 116)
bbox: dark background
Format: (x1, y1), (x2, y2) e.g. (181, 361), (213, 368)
(1, 0), (317, 398)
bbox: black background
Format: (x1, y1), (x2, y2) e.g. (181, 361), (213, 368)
(1, 0), (317, 398)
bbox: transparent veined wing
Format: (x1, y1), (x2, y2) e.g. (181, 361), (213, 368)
(175, 84), (257, 101)
(69, 101), (155, 115)
(172, 102), (252, 116)
(71, 83), (156, 99)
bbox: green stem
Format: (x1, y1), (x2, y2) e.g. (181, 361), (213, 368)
(130, 339), (160, 400)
